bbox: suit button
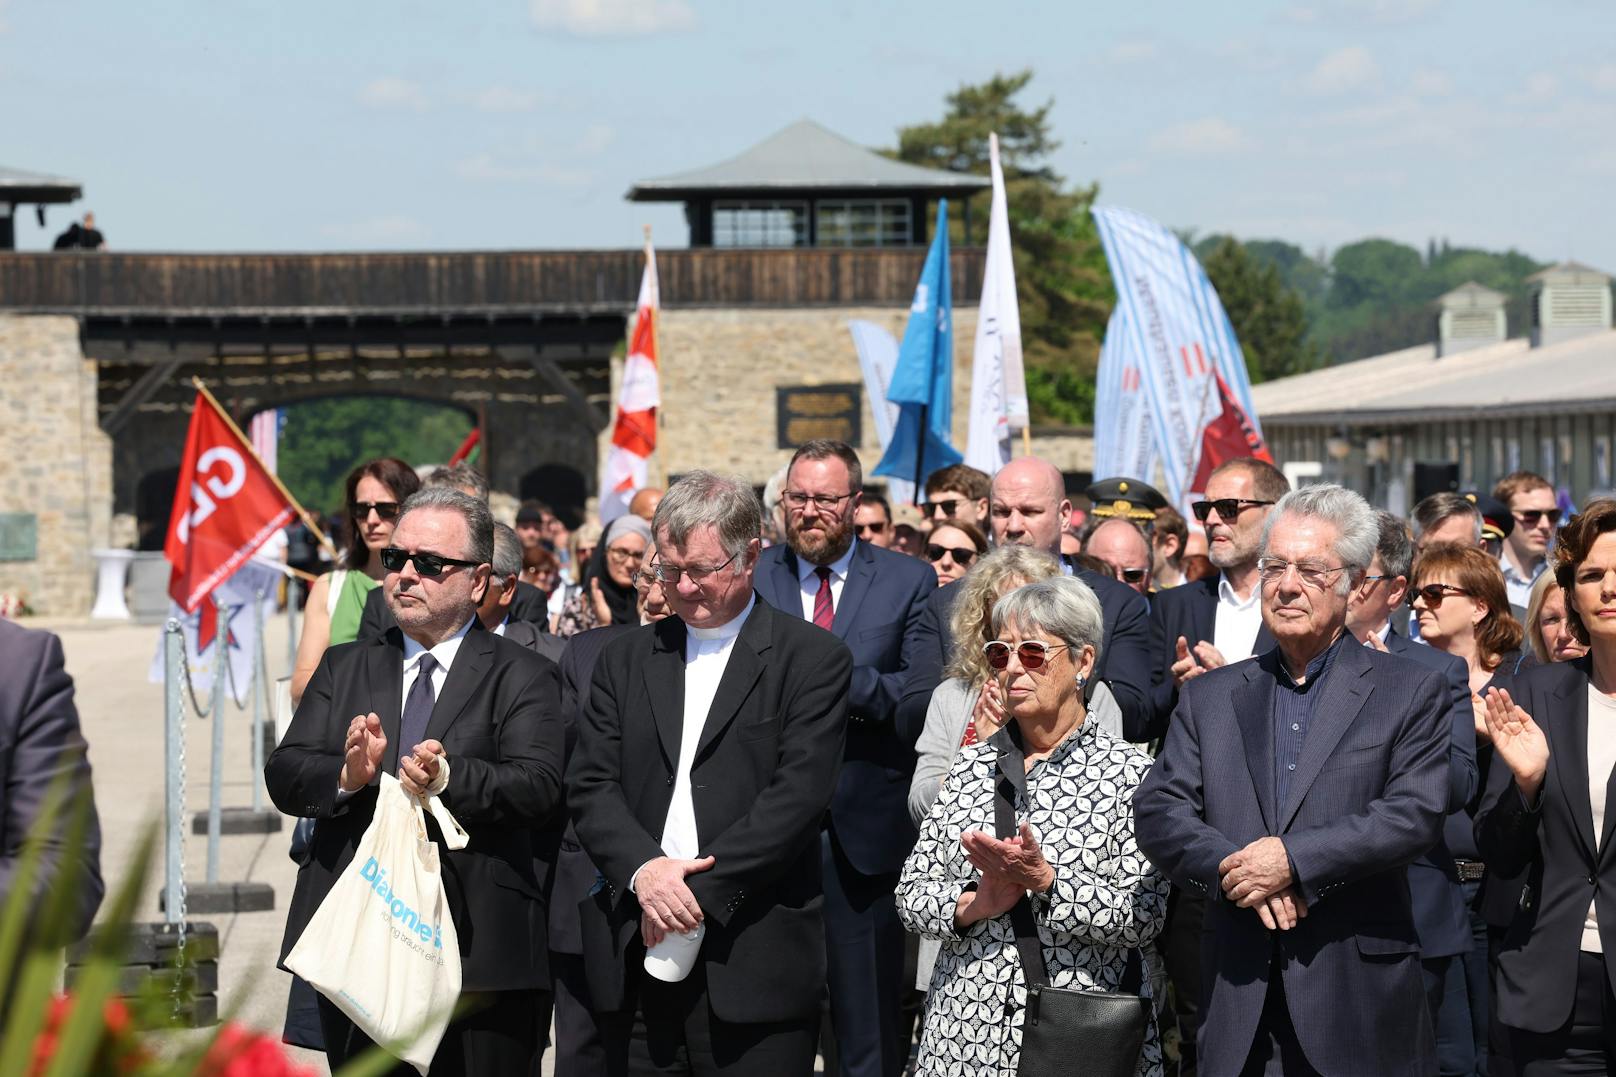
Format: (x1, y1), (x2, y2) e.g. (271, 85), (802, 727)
(1589, 874), (1597, 886)
(666, 776), (673, 786)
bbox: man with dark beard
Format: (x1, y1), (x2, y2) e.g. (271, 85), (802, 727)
(753, 440), (937, 1077)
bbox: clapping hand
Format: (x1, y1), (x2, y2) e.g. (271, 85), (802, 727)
(399, 738), (445, 797)
(961, 823), (1055, 893)
(1482, 687), (1550, 802)
(339, 712), (386, 793)
(971, 679), (1006, 739)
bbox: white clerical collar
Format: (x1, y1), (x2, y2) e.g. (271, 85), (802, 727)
(402, 617), (476, 668)
(796, 538), (858, 585)
(1218, 573), (1260, 610)
(687, 594), (756, 642)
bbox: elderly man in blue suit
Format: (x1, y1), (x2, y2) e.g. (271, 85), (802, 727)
(1135, 484), (1452, 1076)
(753, 439), (936, 1077)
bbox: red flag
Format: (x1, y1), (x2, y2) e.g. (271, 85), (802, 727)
(1190, 371), (1275, 494)
(164, 391), (295, 626)
(599, 237), (660, 522)
(448, 426), (481, 466)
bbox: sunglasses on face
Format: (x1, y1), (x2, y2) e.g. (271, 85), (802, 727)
(927, 499), (964, 518)
(352, 501), (401, 521)
(1191, 498), (1274, 523)
(1113, 566), (1148, 585)
(1409, 582), (1471, 607)
(379, 546), (481, 578)
(1514, 509), (1563, 527)
(855, 521), (887, 535)
(926, 544), (977, 566)
(983, 639), (1068, 671)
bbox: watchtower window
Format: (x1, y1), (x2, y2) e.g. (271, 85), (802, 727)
(712, 201), (808, 248)
(814, 199), (913, 247)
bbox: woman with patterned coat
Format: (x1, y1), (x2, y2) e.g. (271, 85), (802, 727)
(897, 576), (1169, 1077)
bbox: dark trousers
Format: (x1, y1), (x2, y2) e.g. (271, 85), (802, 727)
(601, 964), (818, 1077)
(1503, 951), (1616, 1075)
(821, 828), (906, 1077)
(1239, 967), (1321, 1077)
(1425, 954), (1481, 1077)
(551, 950), (608, 1077)
(317, 988), (544, 1076)
(1163, 885), (1205, 1076)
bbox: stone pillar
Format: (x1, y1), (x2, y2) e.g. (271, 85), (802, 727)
(0, 315), (111, 615)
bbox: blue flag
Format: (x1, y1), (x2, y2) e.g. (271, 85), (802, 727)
(874, 199), (962, 491)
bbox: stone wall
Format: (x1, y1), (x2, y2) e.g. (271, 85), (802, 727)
(0, 316), (111, 615)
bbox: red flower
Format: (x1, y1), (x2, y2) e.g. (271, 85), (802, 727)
(198, 1023), (321, 1077)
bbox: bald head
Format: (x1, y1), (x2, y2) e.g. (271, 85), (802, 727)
(628, 487), (664, 521)
(989, 457), (1072, 555)
(1087, 518), (1152, 594)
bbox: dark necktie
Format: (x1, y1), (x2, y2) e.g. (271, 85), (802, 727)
(399, 652), (438, 755)
(812, 566), (835, 631)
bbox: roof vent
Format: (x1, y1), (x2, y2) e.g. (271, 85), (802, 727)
(1435, 282), (1507, 357)
(1527, 261), (1612, 348)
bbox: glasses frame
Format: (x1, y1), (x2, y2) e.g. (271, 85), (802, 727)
(1513, 509), (1563, 527)
(927, 499), (963, 518)
(351, 500), (401, 521)
(605, 545), (647, 563)
(1408, 582), (1472, 608)
(379, 546), (481, 579)
(854, 521), (887, 535)
(653, 550), (740, 586)
(783, 490), (855, 512)
(1191, 498), (1275, 523)
(1256, 557), (1348, 590)
(1115, 566), (1148, 584)
(983, 639), (1069, 672)
(925, 543), (978, 566)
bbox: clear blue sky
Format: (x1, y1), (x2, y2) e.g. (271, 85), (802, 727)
(4, 0), (1612, 269)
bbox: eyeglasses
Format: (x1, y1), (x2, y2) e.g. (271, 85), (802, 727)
(635, 560), (663, 589)
(925, 544), (977, 566)
(1113, 566), (1149, 585)
(783, 491), (854, 511)
(983, 640), (1069, 672)
(606, 546), (646, 564)
(1513, 509), (1563, 527)
(352, 501), (401, 521)
(927, 499), (963, 519)
(380, 546), (481, 578)
(855, 521), (887, 536)
(1409, 582), (1471, 607)
(1256, 557), (1347, 590)
(1191, 498), (1275, 523)
(653, 551), (739, 585)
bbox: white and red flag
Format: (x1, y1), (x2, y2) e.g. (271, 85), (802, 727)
(599, 235), (660, 524)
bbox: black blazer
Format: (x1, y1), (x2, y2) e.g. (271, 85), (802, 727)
(502, 618), (565, 665)
(265, 622), (565, 992)
(1475, 656), (1616, 1034)
(1134, 639), (1451, 1077)
(896, 566), (1158, 743)
(567, 598), (851, 1024)
(357, 580), (551, 641)
(752, 540), (935, 875)
(1148, 574), (1277, 739)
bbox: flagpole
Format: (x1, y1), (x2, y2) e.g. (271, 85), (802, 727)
(1021, 427), (1032, 458)
(190, 377), (338, 560)
(912, 404), (928, 499)
(644, 224), (663, 486)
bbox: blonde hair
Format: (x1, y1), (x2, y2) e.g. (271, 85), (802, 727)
(943, 546), (1061, 686)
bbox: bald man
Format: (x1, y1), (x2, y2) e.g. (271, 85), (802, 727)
(1086, 518), (1153, 595)
(896, 456), (1159, 743)
(627, 487), (663, 521)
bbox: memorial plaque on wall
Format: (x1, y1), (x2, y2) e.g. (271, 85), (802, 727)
(777, 385), (862, 449)
(0, 513), (38, 562)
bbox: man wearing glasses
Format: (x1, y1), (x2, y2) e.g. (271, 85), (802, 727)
(753, 439), (937, 1077)
(1491, 470), (1559, 609)
(1086, 517), (1154, 595)
(921, 462), (991, 528)
(853, 492), (895, 549)
(267, 486), (566, 1073)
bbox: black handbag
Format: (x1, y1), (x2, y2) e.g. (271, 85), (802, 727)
(994, 770), (1149, 1077)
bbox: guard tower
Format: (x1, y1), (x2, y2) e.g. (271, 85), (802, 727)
(0, 166), (82, 249)
(627, 119), (987, 248)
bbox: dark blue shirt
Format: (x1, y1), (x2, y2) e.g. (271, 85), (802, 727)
(1266, 632), (1347, 809)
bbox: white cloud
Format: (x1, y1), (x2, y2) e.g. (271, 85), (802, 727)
(471, 86), (545, 113)
(575, 123), (615, 156)
(1305, 46), (1379, 94)
(1283, 0), (1438, 25)
(1107, 39), (1158, 64)
(1593, 65), (1616, 93)
(358, 77), (427, 110)
(1518, 71), (1559, 104)
(321, 216), (429, 245)
(1410, 68), (1453, 97)
(1148, 117), (1254, 156)
(454, 153), (593, 187)
(530, 0), (695, 37)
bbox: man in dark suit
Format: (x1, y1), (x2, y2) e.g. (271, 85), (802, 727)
(1135, 484), (1451, 1076)
(266, 487), (564, 1075)
(896, 455), (1156, 745)
(0, 620), (102, 947)
(483, 524), (564, 665)
(569, 470), (851, 1076)
(751, 440), (935, 1077)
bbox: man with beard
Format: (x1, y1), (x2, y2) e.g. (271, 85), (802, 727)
(1146, 455), (1288, 1077)
(752, 440), (937, 1077)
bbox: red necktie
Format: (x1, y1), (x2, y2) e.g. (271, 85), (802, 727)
(812, 566), (834, 630)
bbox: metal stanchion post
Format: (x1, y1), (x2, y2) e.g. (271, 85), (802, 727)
(250, 590), (266, 813)
(163, 619), (184, 926)
(286, 585), (299, 679)
(204, 601), (228, 887)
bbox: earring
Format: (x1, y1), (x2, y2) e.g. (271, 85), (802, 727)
(1075, 673), (1087, 688)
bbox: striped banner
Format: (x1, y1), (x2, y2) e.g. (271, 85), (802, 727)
(1091, 205), (1263, 505)
(1092, 305), (1158, 484)
(248, 407), (282, 475)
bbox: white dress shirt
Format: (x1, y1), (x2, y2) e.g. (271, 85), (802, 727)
(1584, 685), (1616, 953)
(1213, 573), (1264, 661)
(1499, 551), (1546, 612)
(797, 539), (858, 622)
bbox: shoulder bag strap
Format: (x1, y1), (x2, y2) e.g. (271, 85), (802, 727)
(326, 569), (347, 618)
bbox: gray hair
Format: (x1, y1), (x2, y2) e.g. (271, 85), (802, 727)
(1260, 483), (1378, 593)
(399, 486), (494, 566)
(653, 470), (762, 563)
(991, 576), (1105, 665)
(946, 546), (1062, 684)
(491, 523), (522, 583)
(1411, 492), (1482, 545)
(1372, 509), (1414, 582)
(426, 463), (489, 503)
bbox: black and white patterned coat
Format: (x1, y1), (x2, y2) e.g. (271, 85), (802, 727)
(897, 717), (1169, 1077)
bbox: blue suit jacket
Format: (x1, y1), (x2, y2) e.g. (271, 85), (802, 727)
(1148, 574), (1276, 741)
(1133, 637), (1450, 1076)
(753, 539), (936, 876)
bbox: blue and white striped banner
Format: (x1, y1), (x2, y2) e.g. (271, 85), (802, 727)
(1092, 305), (1158, 484)
(1091, 206), (1263, 505)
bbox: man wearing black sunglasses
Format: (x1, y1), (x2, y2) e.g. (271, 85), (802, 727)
(1493, 470), (1558, 610)
(267, 487), (565, 1074)
(1086, 517), (1153, 596)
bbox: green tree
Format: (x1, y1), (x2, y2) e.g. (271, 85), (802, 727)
(890, 70), (1113, 425)
(276, 396), (474, 516)
(1200, 238), (1319, 383)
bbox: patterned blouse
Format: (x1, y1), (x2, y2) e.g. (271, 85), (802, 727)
(897, 715), (1170, 1077)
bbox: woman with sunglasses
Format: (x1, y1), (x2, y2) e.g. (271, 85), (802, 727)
(1476, 499), (1616, 1072)
(925, 520), (988, 586)
(554, 514), (650, 638)
(1521, 569), (1591, 670)
(899, 575), (1169, 1077)
(290, 457), (421, 705)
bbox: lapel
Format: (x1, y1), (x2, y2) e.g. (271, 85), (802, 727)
(830, 542), (875, 639)
(423, 622), (492, 744)
(368, 630), (406, 774)
(1548, 659), (1598, 864)
(1232, 658), (1278, 833)
(693, 600), (771, 760)
(1279, 639), (1373, 830)
(765, 547), (805, 620)
(643, 617), (688, 770)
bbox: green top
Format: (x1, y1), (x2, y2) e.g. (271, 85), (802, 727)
(328, 569), (380, 646)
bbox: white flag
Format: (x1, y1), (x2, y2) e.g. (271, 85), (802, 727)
(599, 237), (660, 525)
(1093, 305), (1160, 483)
(848, 320), (914, 506)
(965, 132), (1029, 476)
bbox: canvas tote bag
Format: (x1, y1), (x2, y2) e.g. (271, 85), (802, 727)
(286, 772), (470, 1074)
